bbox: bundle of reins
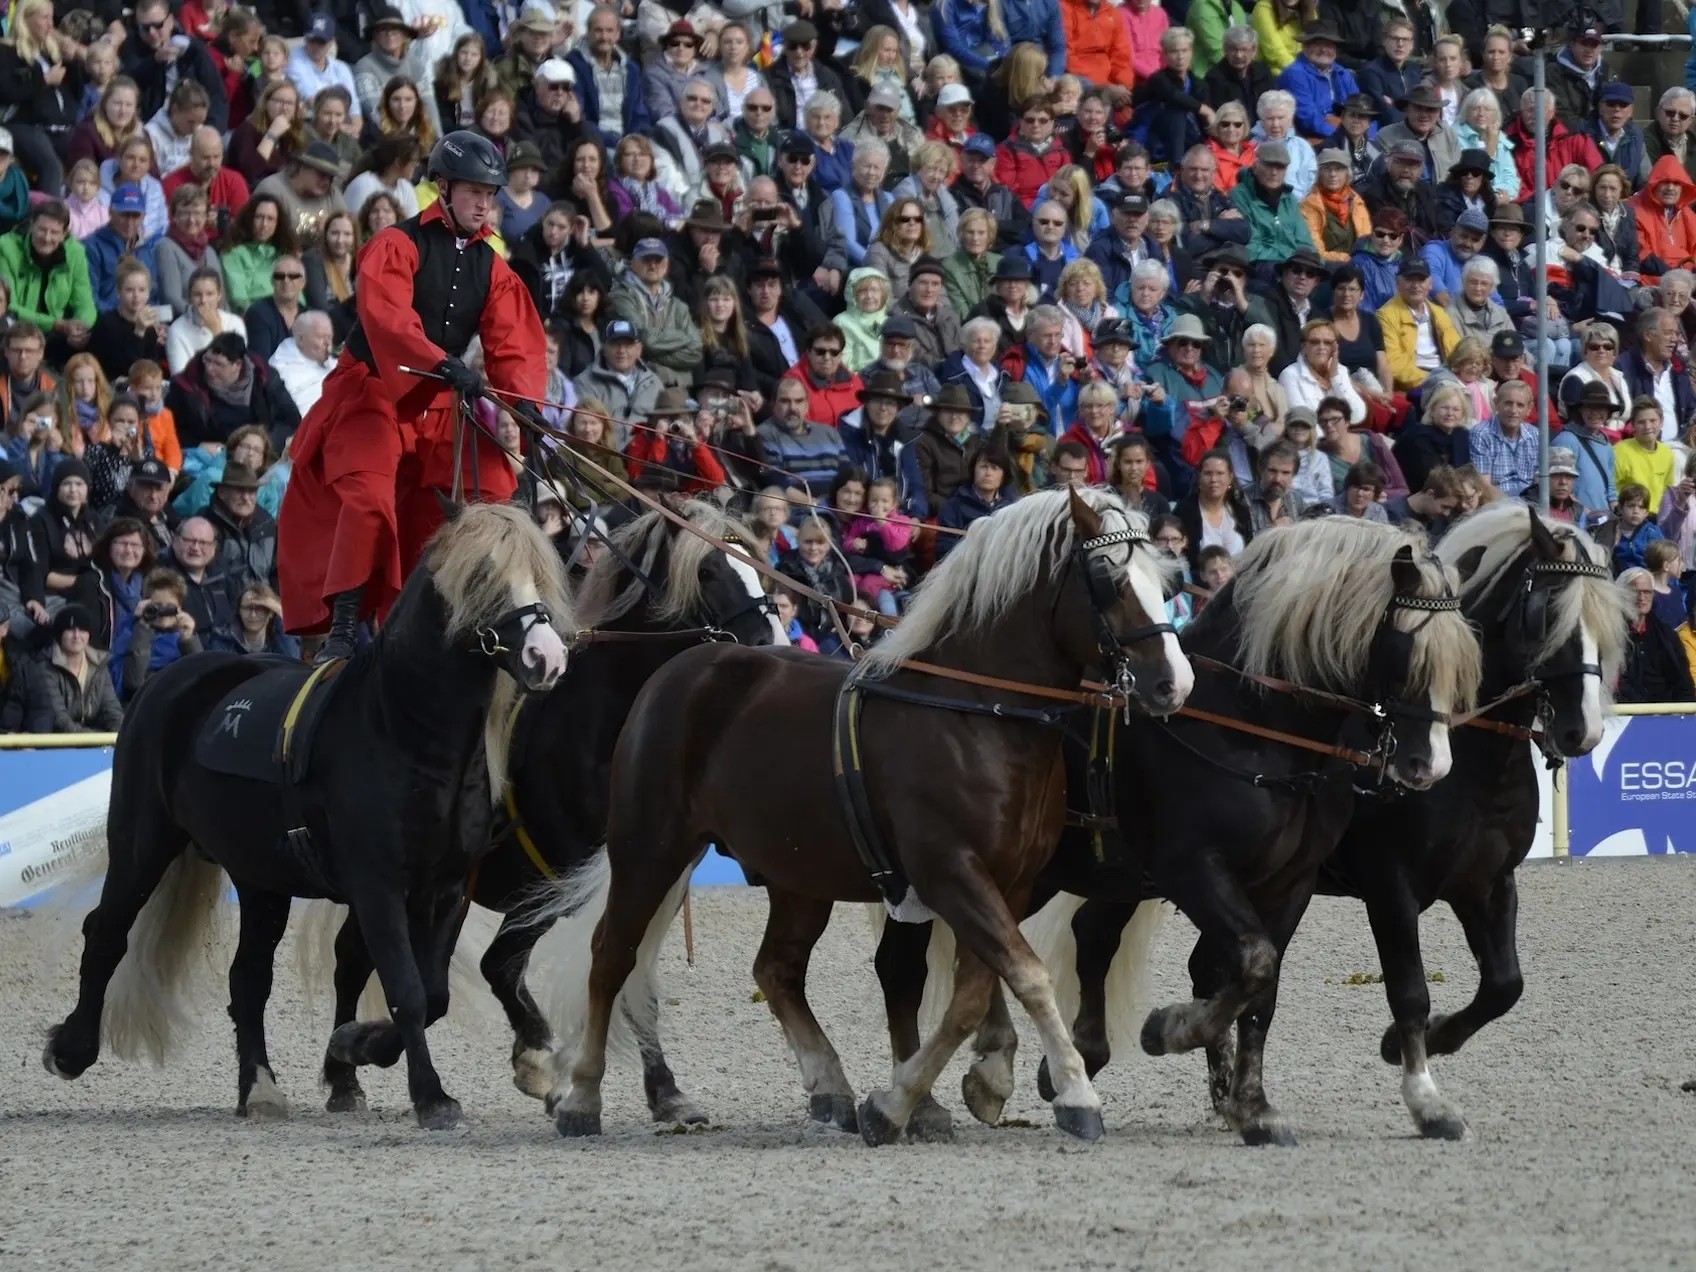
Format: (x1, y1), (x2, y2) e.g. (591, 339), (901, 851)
(415, 371), (1553, 772)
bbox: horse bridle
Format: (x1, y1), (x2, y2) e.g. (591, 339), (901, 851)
(1359, 588), (1465, 779)
(1072, 522), (1175, 715)
(473, 601), (554, 659)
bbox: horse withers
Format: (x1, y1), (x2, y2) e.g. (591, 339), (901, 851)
(528, 487), (1191, 1144)
(43, 502), (570, 1130)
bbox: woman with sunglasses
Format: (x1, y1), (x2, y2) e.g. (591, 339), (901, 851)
(864, 197), (935, 302)
(1557, 322), (1631, 439)
(1206, 99), (1256, 194)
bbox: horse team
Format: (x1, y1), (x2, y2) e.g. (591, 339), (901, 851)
(38, 488), (1629, 1147)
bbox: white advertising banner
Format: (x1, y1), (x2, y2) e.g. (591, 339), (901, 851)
(0, 764), (110, 908)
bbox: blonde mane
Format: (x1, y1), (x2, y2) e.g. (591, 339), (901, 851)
(862, 487), (1174, 675)
(572, 501), (759, 629)
(1231, 518), (1481, 711)
(1437, 501), (1632, 684)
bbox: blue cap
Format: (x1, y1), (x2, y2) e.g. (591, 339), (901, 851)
(306, 11), (336, 41)
(962, 133), (997, 159)
(632, 237), (668, 260)
(603, 318), (639, 342)
(110, 183), (146, 215)
(1600, 82), (1634, 104)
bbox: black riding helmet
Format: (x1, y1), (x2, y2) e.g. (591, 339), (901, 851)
(428, 131), (509, 189)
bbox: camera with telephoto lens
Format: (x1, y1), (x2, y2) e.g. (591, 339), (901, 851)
(140, 602), (179, 623)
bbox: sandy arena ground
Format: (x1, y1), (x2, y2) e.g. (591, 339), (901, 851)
(2, 858), (1694, 1272)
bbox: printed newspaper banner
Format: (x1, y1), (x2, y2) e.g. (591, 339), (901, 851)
(0, 749), (113, 908)
(1566, 713), (1696, 857)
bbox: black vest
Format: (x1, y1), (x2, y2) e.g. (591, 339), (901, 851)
(346, 214), (495, 368)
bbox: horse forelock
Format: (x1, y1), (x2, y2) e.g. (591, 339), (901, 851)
(1439, 501), (1631, 689)
(427, 502), (575, 640)
(863, 487), (1143, 675)
(1232, 518), (1479, 710)
(654, 501), (761, 625)
(573, 510), (669, 628)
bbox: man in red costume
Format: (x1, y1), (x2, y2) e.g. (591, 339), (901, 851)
(278, 131), (548, 660)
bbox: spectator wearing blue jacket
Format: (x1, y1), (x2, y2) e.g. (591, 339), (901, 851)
(1013, 306), (1080, 432)
(1278, 22), (1361, 141)
(1139, 313), (1225, 496)
(932, 0), (1015, 81)
(568, 15), (651, 150)
(1552, 380), (1619, 514)
(1419, 208), (1491, 307)
(1001, 0), (1068, 78)
(829, 172), (894, 269)
(83, 184), (159, 312)
(1352, 205), (1407, 310)
(1587, 82), (1652, 189)
(1355, 18), (1422, 126)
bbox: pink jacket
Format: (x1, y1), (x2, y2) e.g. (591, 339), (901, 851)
(846, 513), (917, 555)
(1120, 1), (1170, 82)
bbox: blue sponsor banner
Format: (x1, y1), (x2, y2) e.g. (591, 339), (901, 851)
(1566, 713), (1696, 857)
(0, 749), (114, 819)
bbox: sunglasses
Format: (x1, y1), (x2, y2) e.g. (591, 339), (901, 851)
(1588, 341), (1617, 351)
(1217, 267), (1246, 279)
(812, 346), (843, 357)
(745, 103), (773, 112)
(1216, 119), (1245, 128)
(1570, 224), (1598, 238)
(1168, 338), (1205, 349)
(1035, 217), (1066, 226)
(1372, 228), (1402, 239)
(272, 271), (304, 281)
(1666, 109), (1693, 120)
(895, 214), (923, 224)
(138, 18), (166, 31)
(1290, 267), (1325, 279)
(1559, 181), (1590, 193)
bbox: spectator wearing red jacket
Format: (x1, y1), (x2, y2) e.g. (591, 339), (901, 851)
(1506, 91), (1602, 206)
(1633, 155), (1696, 274)
(1061, 0), (1137, 94)
(622, 388), (729, 494)
(997, 95), (1070, 209)
(780, 323), (865, 427)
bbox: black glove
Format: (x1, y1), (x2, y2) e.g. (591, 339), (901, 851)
(436, 357), (484, 398)
(510, 397), (549, 433)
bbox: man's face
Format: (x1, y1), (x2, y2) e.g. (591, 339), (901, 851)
(0, 476), (19, 518)
(1663, 98), (1693, 138)
(1572, 35), (1603, 69)
(1450, 226), (1484, 260)
(604, 337), (641, 371)
(30, 216), (66, 258)
(1384, 27), (1414, 63)
(1405, 102), (1440, 135)
(1259, 456), (1295, 498)
(1304, 38), (1337, 70)
(633, 252), (669, 285)
(1020, 106), (1054, 144)
(882, 333), (915, 369)
(786, 38), (815, 72)
(1633, 411), (1662, 443)
(203, 351), (242, 391)
(1495, 387), (1530, 430)
(1254, 159), (1288, 192)
(271, 255), (304, 304)
(1168, 334), (1203, 370)
(110, 210), (143, 244)
(1551, 472), (1577, 501)
(1659, 180), (1684, 208)
(682, 84), (715, 127)
(962, 151), (993, 185)
(7, 336), (43, 380)
(294, 165), (333, 199)
(1601, 98), (1633, 131)
(1398, 274), (1431, 305)
(1180, 156), (1215, 194)
(910, 273), (941, 311)
(130, 478), (167, 514)
(1225, 38), (1254, 70)
(296, 319), (332, 363)
(173, 520), (216, 570)
(1567, 213), (1600, 251)
(775, 384), (809, 426)
(1283, 263), (1321, 300)
(138, 4), (173, 49)
(520, 26), (554, 59)
(218, 485), (259, 522)
(1491, 353), (1525, 381)
(744, 91), (776, 132)
(1123, 155), (1151, 189)
(1032, 321), (1063, 358)
(189, 130), (223, 179)
(1389, 155), (1422, 190)
(1053, 452), (1088, 486)
(781, 151), (814, 185)
(589, 11), (619, 53)
(1643, 316), (1675, 360)
(749, 275), (781, 313)
(537, 76), (574, 114)
(1114, 207), (1149, 243)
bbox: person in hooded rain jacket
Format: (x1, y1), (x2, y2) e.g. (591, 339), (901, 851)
(1632, 155), (1696, 275)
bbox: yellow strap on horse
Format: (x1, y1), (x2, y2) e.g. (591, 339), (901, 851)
(500, 695), (556, 880)
(280, 657), (343, 765)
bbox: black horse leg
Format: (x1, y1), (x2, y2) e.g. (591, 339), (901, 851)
(229, 887), (292, 1119)
(321, 911), (381, 1112)
(870, 919), (958, 1135)
(1216, 889), (1312, 1148)
(44, 808), (189, 1080)
(479, 911), (556, 1099)
(332, 883), (459, 1130)
(1422, 873), (1524, 1058)
(1036, 899), (1138, 1102)
(1362, 873), (1469, 1139)
(1188, 934), (1236, 1118)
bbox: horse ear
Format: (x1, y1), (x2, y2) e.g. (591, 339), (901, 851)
(1452, 544), (1488, 583)
(435, 490), (463, 523)
(1527, 503), (1563, 560)
(1390, 542), (1422, 595)
(1068, 486), (1103, 538)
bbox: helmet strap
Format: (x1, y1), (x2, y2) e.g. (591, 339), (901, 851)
(438, 181), (478, 239)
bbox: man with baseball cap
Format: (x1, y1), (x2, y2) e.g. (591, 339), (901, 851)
(1378, 254), (1457, 392)
(515, 58), (589, 177)
(1589, 81), (1650, 187)
(83, 183), (161, 313)
(1231, 140), (1319, 266)
(1376, 83), (1460, 183)
(1087, 192), (1155, 299)
(1544, 448), (1600, 528)
(1420, 205), (1491, 308)
(1546, 22), (1621, 123)
(572, 318), (663, 449)
(609, 237), (703, 389)
(98, 456), (180, 551)
(286, 10), (363, 122)
(1360, 138), (1443, 242)
(767, 18), (854, 131)
(854, 314), (940, 436)
(279, 131), (547, 660)
(952, 133), (1030, 249)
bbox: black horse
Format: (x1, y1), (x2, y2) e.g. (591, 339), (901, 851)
(43, 502), (571, 1129)
(1011, 505), (1625, 1141)
(303, 501), (783, 1119)
(874, 517), (1483, 1146)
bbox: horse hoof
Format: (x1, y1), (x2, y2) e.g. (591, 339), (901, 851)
(1240, 1119), (1298, 1148)
(961, 1069), (1007, 1126)
(416, 1097), (463, 1131)
(1380, 1025), (1404, 1065)
(1035, 1057), (1056, 1103)
(243, 1094), (291, 1122)
(41, 1027), (89, 1080)
(1053, 1102), (1106, 1141)
(652, 1094), (709, 1126)
(808, 1093), (859, 1133)
(555, 1105), (602, 1137)
(329, 1022), (402, 1068)
(1140, 1007), (1175, 1056)
(905, 1096), (954, 1143)
(1416, 1112), (1470, 1142)
(325, 1087), (367, 1114)
(511, 1048), (555, 1101)
(857, 1093), (903, 1147)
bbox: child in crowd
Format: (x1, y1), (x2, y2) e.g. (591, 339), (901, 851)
(1149, 513), (1196, 628)
(66, 160), (109, 240)
(78, 40), (119, 123)
(125, 360), (183, 472)
(753, 485), (798, 565)
(780, 520), (854, 652)
(116, 567), (202, 699)
(1646, 539), (1688, 628)
(844, 477), (916, 617)
(773, 588), (818, 651)
(1614, 482), (1666, 573)
(1197, 543), (1235, 593)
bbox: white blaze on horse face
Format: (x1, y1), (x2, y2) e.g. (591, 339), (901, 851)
(1423, 690), (1453, 786)
(1579, 623), (1604, 752)
(726, 551), (789, 645)
(1126, 547), (1192, 707)
(514, 580), (568, 688)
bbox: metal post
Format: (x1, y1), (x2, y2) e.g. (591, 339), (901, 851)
(1533, 56), (1550, 515)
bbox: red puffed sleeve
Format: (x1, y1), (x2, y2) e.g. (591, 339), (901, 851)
(479, 255), (548, 406)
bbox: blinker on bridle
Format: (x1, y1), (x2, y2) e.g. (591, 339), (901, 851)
(1076, 524), (1175, 720)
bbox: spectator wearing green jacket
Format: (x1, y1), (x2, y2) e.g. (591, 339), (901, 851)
(1189, 0), (1253, 73)
(218, 194), (300, 315)
(1228, 141), (1317, 266)
(0, 201), (97, 368)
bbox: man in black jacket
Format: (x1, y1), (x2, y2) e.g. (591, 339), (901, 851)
(1171, 145), (1252, 261)
(1354, 17), (1422, 124)
(745, 259), (827, 399)
(122, 0), (230, 132)
(731, 176), (824, 291)
(204, 464), (279, 592)
(951, 134), (1031, 251)
(514, 58), (591, 179)
(0, 608), (52, 733)
(1249, 247), (1330, 377)
(166, 333), (301, 453)
(1361, 140), (1444, 245)
(765, 19), (860, 131)
(1544, 23), (1619, 124)
(1204, 25), (1276, 116)
(95, 457), (179, 554)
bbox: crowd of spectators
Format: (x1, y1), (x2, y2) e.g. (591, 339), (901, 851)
(6, 0), (1696, 728)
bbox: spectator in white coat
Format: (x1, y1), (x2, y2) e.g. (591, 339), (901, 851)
(268, 310), (336, 417)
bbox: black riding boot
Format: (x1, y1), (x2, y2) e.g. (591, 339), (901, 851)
(315, 588), (363, 664)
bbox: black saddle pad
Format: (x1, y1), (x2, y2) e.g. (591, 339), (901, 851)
(196, 658), (343, 786)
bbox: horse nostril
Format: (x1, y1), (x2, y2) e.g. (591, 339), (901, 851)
(1154, 679), (1177, 702)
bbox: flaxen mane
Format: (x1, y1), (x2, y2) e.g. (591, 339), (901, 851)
(572, 501), (759, 629)
(427, 502), (575, 641)
(1231, 518), (1480, 712)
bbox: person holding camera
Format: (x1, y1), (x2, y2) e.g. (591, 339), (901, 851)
(623, 388), (729, 496)
(118, 566), (201, 700)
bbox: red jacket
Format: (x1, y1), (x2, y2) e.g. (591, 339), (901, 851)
(780, 362), (863, 428)
(1061, 0), (1136, 91)
(1507, 117), (1602, 205)
(1058, 420), (1115, 484)
(161, 164), (251, 217)
(925, 114), (978, 161)
(1632, 155), (1696, 272)
(622, 430), (729, 493)
(996, 138), (1069, 209)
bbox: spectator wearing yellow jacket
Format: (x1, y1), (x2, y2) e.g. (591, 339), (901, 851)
(1615, 397), (1680, 513)
(1251, 0), (1310, 74)
(1376, 255), (1459, 392)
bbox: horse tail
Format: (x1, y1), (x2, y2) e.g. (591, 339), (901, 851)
(863, 905), (960, 1041)
(1021, 892), (1088, 1028)
(103, 852), (229, 1066)
(1101, 900), (1171, 1060)
(526, 847), (689, 1065)
(292, 899), (347, 1016)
